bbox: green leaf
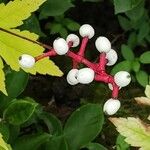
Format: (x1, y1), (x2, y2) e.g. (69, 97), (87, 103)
(45, 136), (68, 150)
(138, 22), (150, 42)
(39, 0), (74, 19)
(145, 85), (150, 98)
(127, 32), (137, 49)
(121, 44), (134, 61)
(110, 117), (150, 150)
(63, 18), (80, 31)
(85, 143), (108, 150)
(118, 16), (131, 31)
(136, 71), (148, 87)
(50, 23), (62, 35)
(132, 60), (140, 72)
(0, 123), (9, 142)
(59, 27), (68, 38)
(0, 58), (7, 95)
(13, 133), (50, 150)
(20, 14), (45, 37)
(83, 0), (101, 2)
(0, 133), (12, 150)
(116, 134), (130, 150)
(111, 61), (132, 75)
(64, 104), (104, 150)
(8, 125), (20, 144)
(113, 0), (142, 14)
(140, 51), (150, 64)
(125, 1), (144, 21)
(0, 69), (29, 111)
(0, 0), (46, 28)
(38, 112), (63, 136)
(3, 100), (38, 125)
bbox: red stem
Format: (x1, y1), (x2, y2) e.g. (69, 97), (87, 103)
(35, 49), (57, 61)
(34, 37), (120, 100)
(96, 53), (107, 72)
(67, 50), (96, 70)
(78, 37), (89, 56)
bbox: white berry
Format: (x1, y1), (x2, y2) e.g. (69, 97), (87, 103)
(66, 34), (80, 47)
(53, 38), (69, 55)
(103, 98), (121, 115)
(77, 68), (95, 84)
(67, 69), (79, 85)
(19, 54), (35, 68)
(114, 71), (131, 87)
(79, 24), (95, 39)
(95, 36), (111, 53)
(106, 49), (118, 66)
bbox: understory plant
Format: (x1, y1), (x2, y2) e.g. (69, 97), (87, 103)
(0, 0), (149, 150)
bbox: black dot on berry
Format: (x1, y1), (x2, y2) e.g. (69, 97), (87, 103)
(127, 75), (131, 79)
(19, 56), (22, 60)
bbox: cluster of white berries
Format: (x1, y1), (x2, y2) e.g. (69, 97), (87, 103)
(18, 24), (131, 116)
(67, 68), (95, 85)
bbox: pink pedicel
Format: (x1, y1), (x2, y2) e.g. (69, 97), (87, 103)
(35, 36), (119, 99)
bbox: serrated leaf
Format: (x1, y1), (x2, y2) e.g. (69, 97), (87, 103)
(0, 58), (7, 95)
(0, 29), (63, 76)
(121, 44), (134, 60)
(145, 85), (150, 98)
(0, 133), (12, 150)
(0, 0), (63, 94)
(135, 97), (150, 106)
(39, 0), (74, 19)
(0, 0), (46, 28)
(109, 117), (150, 150)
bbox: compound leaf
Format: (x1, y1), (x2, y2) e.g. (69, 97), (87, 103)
(109, 117), (150, 150)
(0, 0), (46, 28)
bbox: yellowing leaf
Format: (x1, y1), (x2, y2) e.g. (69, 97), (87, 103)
(0, 0), (46, 28)
(145, 85), (150, 98)
(135, 97), (150, 106)
(0, 0), (63, 94)
(0, 29), (63, 76)
(0, 133), (12, 150)
(109, 117), (150, 150)
(0, 58), (7, 95)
